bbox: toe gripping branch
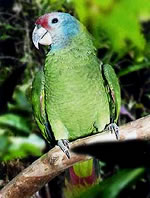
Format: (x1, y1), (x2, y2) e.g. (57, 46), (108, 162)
(57, 123), (119, 159)
(57, 139), (70, 159)
(105, 123), (119, 140)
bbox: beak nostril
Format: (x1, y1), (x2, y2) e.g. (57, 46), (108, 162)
(36, 24), (41, 29)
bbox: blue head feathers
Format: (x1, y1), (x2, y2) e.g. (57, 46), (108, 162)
(34, 12), (80, 51)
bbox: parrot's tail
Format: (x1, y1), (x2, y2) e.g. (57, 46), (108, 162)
(63, 159), (100, 198)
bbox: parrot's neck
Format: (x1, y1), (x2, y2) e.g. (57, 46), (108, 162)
(47, 29), (96, 61)
(49, 24), (94, 53)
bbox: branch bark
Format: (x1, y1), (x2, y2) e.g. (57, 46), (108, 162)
(1, 115), (150, 198)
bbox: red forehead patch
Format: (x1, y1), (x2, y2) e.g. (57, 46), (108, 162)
(35, 14), (49, 29)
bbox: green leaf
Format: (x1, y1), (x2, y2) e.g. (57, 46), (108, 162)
(10, 134), (45, 150)
(2, 134), (45, 161)
(0, 113), (31, 134)
(0, 136), (10, 155)
(77, 168), (145, 198)
(118, 62), (150, 77)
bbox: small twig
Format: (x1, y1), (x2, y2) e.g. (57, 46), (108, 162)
(1, 115), (150, 198)
(0, 56), (20, 61)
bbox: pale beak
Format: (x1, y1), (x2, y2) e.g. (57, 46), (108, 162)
(32, 25), (52, 49)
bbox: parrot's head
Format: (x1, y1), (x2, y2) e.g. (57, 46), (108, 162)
(32, 12), (80, 51)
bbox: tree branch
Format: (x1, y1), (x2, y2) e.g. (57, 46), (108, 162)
(1, 115), (150, 198)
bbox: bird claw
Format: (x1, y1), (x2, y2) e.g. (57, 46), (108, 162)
(105, 123), (119, 140)
(57, 139), (70, 159)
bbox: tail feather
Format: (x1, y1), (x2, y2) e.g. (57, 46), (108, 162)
(64, 159), (100, 198)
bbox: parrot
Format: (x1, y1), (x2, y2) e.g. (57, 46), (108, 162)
(32, 12), (121, 197)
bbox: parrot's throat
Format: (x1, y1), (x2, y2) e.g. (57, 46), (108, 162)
(50, 34), (72, 52)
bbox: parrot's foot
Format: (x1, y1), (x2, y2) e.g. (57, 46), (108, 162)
(57, 139), (70, 159)
(106, 123), (119, 140)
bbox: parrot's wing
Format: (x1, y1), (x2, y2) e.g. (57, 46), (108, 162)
(32, 69), (53, 143)
(101, 63), (121, 122)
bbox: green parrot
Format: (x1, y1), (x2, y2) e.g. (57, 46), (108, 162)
(32, 12), (121, 196)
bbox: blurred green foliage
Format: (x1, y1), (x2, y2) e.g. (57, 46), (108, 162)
(73, 0), (150, 55)
(77, 168), (145, 198)
(0, 134), (45, 161)
(0, 0), (150, 197)
(0, 83), (45, 161)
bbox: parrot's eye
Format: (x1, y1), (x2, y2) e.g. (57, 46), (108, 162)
(52, 18), (58, 24)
